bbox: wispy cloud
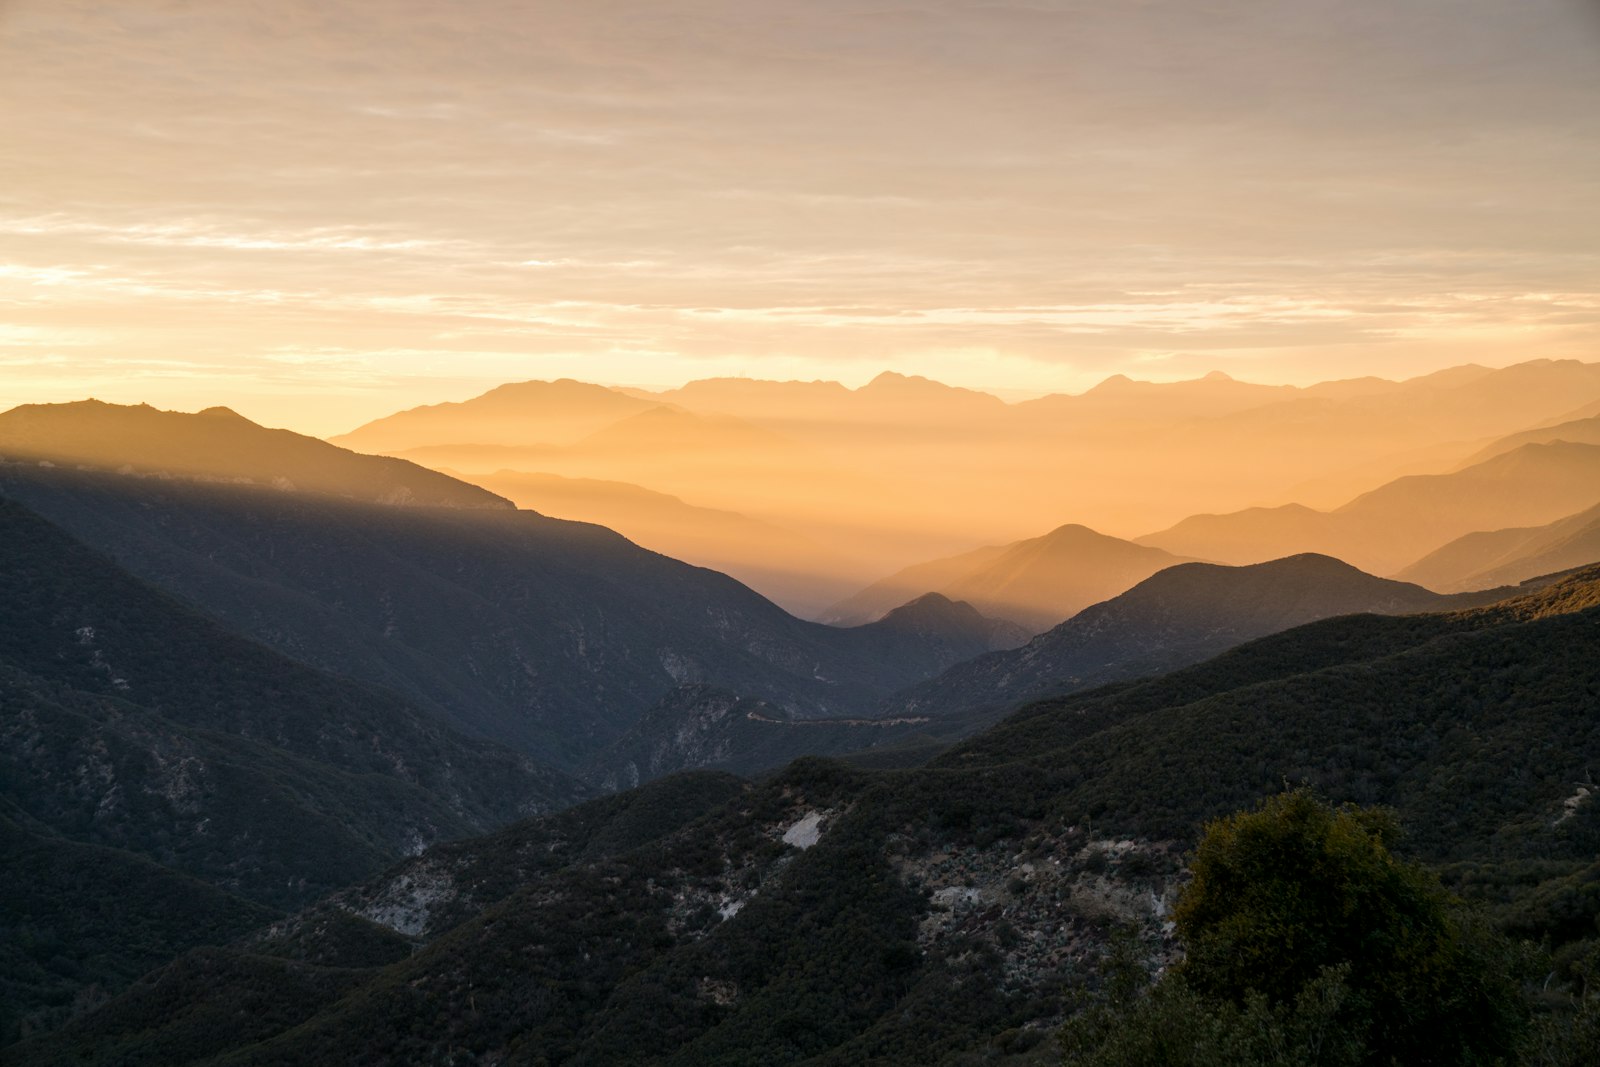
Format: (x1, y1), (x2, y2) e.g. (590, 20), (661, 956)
(1, 0), (1597, 429)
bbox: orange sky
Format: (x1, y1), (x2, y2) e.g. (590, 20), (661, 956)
(3, 0), (1599, 436)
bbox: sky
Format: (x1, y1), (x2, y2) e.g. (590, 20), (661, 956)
(2, 0), (1598, 436)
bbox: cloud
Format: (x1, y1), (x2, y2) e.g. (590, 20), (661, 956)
(1, 0), (1597, 426)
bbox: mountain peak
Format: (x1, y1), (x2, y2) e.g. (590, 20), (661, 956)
(1039, 522), (1109, 544)
(1200, 370), (1233, 383)
(1086, 373), (1138, 394)
(862, 370), (938, 392)
(877, 591), (983, 628)
(196, 405), (250, 421)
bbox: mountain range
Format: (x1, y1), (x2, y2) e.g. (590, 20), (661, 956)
(320, 359), (1600, 616)
(879, 553), (1519, 720)
(0, 405), (1029, 776)
(823, 523), (1196, 632)
(1397, 500), (1600, 593)
(0, 494), (586, 1041)
(1138, 440), (1600, 576)
(0, 400), (509, 510)
(8, 360), (1600, 1061)
(454, 469), (868, 616)
(16, 564), (1600, 1064)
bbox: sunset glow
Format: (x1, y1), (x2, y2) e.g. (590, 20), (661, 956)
(4, 0), (1598, 434)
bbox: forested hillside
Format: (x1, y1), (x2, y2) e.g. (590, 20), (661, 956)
(17, 567), (1600, 1065)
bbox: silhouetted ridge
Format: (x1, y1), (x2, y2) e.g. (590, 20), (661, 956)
(0, 463), (1013, 778)
(875, 591), (985, 629)
(0, 400), (511, 509)
(825, 521), (1195, 632)
(881, 553), (1514, 720)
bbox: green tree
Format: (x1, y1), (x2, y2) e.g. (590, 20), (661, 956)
(1063, 790), (1527, 1067)
(1173, 789), (1524, 1065)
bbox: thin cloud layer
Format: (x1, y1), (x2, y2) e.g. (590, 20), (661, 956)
(2, 0), (1597, 431)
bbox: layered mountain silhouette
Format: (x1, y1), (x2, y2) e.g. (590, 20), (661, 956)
(1139, 440), (1600, 575)
(11, 362), (1600, 1062)
(881, 554), (1517, 720)
(580, 556), (1527, 786)
(825, 523), (1196, 632)
(638, 370), (1010, 429)
(372, 402), (931, 574)
(0, 400), (509, 509)
(447, 469), (866, 615)
(329, 378), (665, 452)
(23, 566), (1600, 1065)
(321, 360), (1600, 597)
(1397, 501), (1600, 592)
(1452, 413), (1600, 466)
(0, 458), (1021, 774)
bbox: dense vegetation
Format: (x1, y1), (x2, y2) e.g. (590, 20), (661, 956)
(0, 494), (588, 1038)
(12, 567), (1600, 1064)
(0, 495), (585, 898)
(1059, 791), (1527, 1066)
(0, 810), (276, 1045)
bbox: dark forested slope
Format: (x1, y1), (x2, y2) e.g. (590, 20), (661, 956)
(881, 553), (1514, 720)
(0, 494), (585, 907)
(19, 567), (1600, 1066)
(0, 466), (1020, 772)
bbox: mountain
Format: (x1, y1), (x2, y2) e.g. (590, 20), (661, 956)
(320, 361), (1600, 598)
(0, 494), (587, 1041)
(329, 378), (665, 452)
(1396, 501), (1600, 592)
(1074, 359), (1600, 532)
(1014, 369), (1297, 424)
(1453, 413), (1600, 467)
(378, 403), (930, 572)
(0, 494), (585, 907)
(443, 470), (866, 616)
(0, 400), (510, 509)
(584, 595), (1027, 789)
(20, 566), (1600, 1065)
(820, 542), (1012, 626)
(1139, 440), (1600, 575)
(880, 554), (1514, 720)
(826, 524), (1197, 632)
(638, 371), (1008, 429)
(0, 463), (1015, 774)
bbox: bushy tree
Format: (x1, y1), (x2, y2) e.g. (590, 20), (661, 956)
(1063, 790), (1528, 1067)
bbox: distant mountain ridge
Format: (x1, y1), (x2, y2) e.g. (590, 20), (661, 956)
(329, 378), (665, 452)
(826, 523), (1198, 632)
(451, 469), (867, 615)
(577, 555), (1532, 784)
(1397, 501), (1600, 592)
(0, 461), (1025, 775)
(881, 553), (1519, 720)
(0, 400), (510, 509)
(1139, 440), (1600, 575)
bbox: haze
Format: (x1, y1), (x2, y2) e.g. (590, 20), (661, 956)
(4, 0), (1599, 435)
